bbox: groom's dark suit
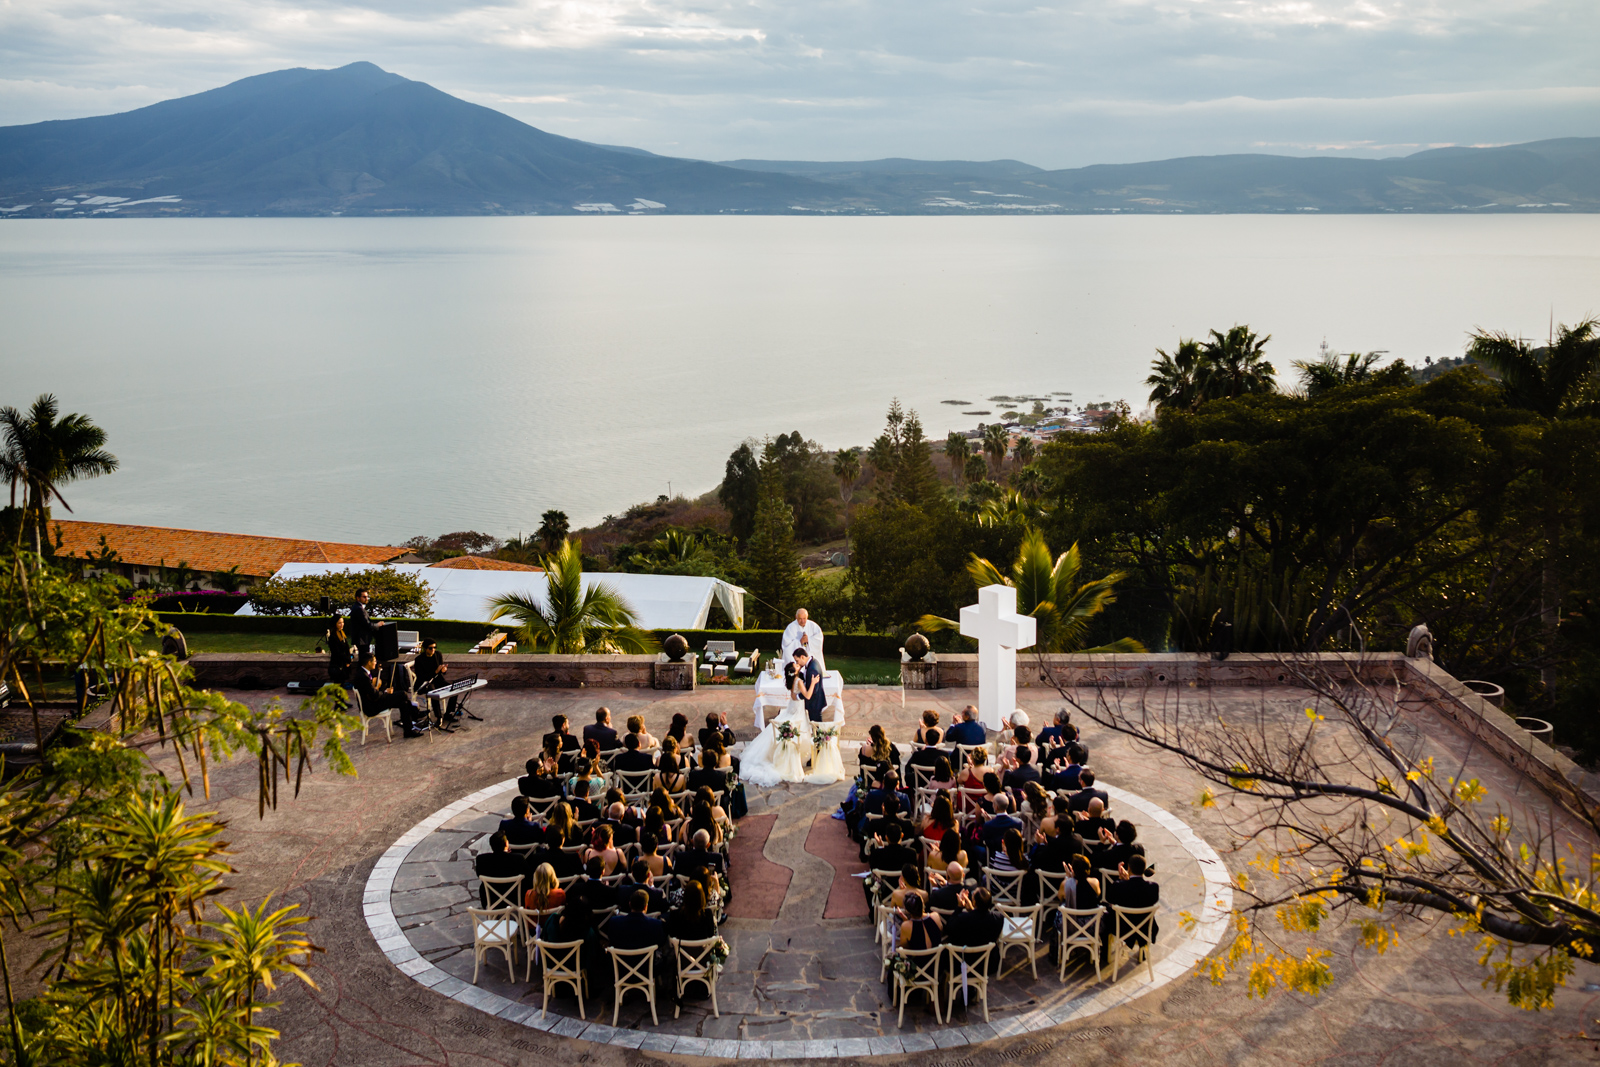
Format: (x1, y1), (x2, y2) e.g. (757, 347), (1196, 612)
(798, 659), (826, 721)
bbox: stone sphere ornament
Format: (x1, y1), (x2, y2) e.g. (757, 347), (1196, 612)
(663, 634), (689, 662)
(904, 633), (931, 661)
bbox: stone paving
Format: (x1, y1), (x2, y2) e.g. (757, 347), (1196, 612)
(148, 680), (1600, 1066)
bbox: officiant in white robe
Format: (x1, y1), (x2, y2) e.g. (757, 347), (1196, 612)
(781, 609), (825, 673)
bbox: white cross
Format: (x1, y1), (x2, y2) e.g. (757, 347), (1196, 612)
(959, 584), (1038, 731)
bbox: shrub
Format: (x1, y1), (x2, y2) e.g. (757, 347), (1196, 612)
(249, 567), (434, 617)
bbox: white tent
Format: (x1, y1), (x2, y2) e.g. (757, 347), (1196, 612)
(237, 563), (745, 630)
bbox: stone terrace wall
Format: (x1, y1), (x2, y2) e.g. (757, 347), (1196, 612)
(189, 653), (667, 690)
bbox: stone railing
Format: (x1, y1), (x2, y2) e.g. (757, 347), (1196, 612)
(188, 653), (695, 691)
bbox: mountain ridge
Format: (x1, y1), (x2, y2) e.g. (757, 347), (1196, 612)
(1, 63), (1595, 216)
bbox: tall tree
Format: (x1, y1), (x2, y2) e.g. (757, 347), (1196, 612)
(832, 447), (861, 554)
(1013, 435), (1036, 466)
(1468, 319), (1600, 688)
(982, 423), (1010, 477)
(489, 538), (658, 653)
(535, 510), (569, 554)
(963, 453), (988, 485)
(1294, 350), (1392, 397)
(0, 394), (119, 555)
(1198, 325), (1277, 400)
(718, 442), (761, 544)
(744, 462), (806, 627)
(1145, 338), (1204, 413)
(944, 432), (972, 485)
(890, 412), (943, 507)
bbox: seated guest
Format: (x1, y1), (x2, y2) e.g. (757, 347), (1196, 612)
(1074, 796), (1116, 843)
(679, 829), (725, 876)
(1068, 769), (1110, 813)
(698, 711), (737, 756)
(326, 615), (352, 683)
(865, 824), (917, 874)
(665, 882), (718, 942)
(540, 899), (601, 984)
(906, 727), (945, 772)
(988, 827), (1028, 873)
(599, 802), (639, 847)
(518, 755), (565, 799)
(1001, 746), (1041, 793)
(899, 893), (946, 950)
(649, 787), (684, 823)
(498, 796), (543, 846)
(349, 653), (427, 737)
(932, 831), (971, 879)
(474, 832), (523, 906)
(614, 859), (666, 913)
(583, 707), (620, 750)
(944, 887), (1004, 974)
(1029, 822), (1087, 873)
(613, 732), (657, 774)
(1036, 708), (1073, 748)
(688, 749), (730, 794)
(980, 772), (1005, 815)
(925, 756), (958, 795)
(928, 863), (969, 912)
(678, 795), (725, 849)
(1070, 854), (1102, 910)
(1001, 709), (1029, 743)
(567, 776), (602, 823)
(656, 742), (688, 793)
(625, 714), (659, 751)
(1044, 744), (1089, 791)
(999, 724), (1038, 770)
(945, 704), (989, 747)
(582, 824), (626, 875)
(1094, 819), (1146, 871)
(544, 714), (581, 772)
(1103, 854), (1160, 953)
(1020, 781), (1052, 826)
(524, 862), (567, 912)
(912, 709), (943, 746)
(857, 724), (901, 772)
(862, 792), (912, 846)
(889, 864), (928, 909)
(959, 749), (990, 790)
(638, 832), (671, 878)
(921, 793), (959, 846)
(1038, 794), (1073, 839)
(981, 794), (1024, 852)
(665, 712), (691, 749)
(570, 858), (614, 912)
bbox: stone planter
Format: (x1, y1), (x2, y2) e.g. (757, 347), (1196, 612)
(1515, 716), (1554, 745)
(653, 655), (697, 691)
(1463, 680), (1506, 708)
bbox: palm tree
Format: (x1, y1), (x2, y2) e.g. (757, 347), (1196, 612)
(918, 529), (1146, 653)
(1197, 325), (1277, 400)
(489, 538), (659, 653)
(1011, 463), (1044, 501)
(832, 447), (862, 554)
(944, 432), (971, 485)
(0, 394), (119, 554)
(963, 453), (988, 485)
(1468, 318), (1600, 686)
(1145, 338), (1204, 412)
(977, 488), (1045, 527)
(1293, 349), (1385, 397)
(981, 423), (1010, 477)
(647, 529), (703, 564)
(1012, 435), (1036, 466)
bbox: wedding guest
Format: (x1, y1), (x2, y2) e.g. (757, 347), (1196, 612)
(583, 707), (619, 750)
(544, 714), (581, 768)
(959, 749), (990, 790)
(666, 882), (717, 942)
(999, 724), (1039, 770)
(326, 615), (352, 683)
(688, 749), (730, 795)
(1070, 855), (1101, 909)
(865, 824), (918, 874)
(899, 893), (946, 949)
(613, 732), (656, 774)
(933, 831), (971, 878)
(626, 714), (660, 751)
(679, 829), (725, 875)
(518, 756), (564, 799)
(889, 864), (929, 909)
(857, 724), (901, 772)
(599, 802), (639, 847)
(912, 709), (943, 746)
(497, 796), (543, 846)
(1069, 769), (1110, 813)
(1102, 855), (1160, 956)
(604, 890), (669, 952)
(925, 756), (959, 794)
(981, 794), (1023, 852)
(946, 705), (988, 747)
(666, 712), (691, 748)
(944, 888), (1003, 974)
(1001, 746), (1041, 793)
(581, 824), (626, 875)
(474, 832), (522, 906)
(614, 859), (665, 912)
(656, 742), (688, 793)
(1044, 744), (1089, 791)
(928, 864), (969, 912)
(524, 862), (566, 912)
(638, 833), (671, 879)
(921, 793), (959, 846)
(1036, 708), (1073, 748)
(567, 776), (601, 822)
(699, 711), (737, 754)
(989, 827), (1027, 873)
(1094, 819), (1146, 871)
(906, 727), (946, 773)
(1074, 797), (1116, 843)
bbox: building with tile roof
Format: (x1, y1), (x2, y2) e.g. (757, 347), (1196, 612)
(425, 556), (543, 572)
(50, 519), (405, 591)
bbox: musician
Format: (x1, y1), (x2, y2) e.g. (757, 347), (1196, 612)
(326, 616), (352, 683)
(413, 639), (459, 719)
(350, 653), (427, 737)
(348, 589), (377, 656)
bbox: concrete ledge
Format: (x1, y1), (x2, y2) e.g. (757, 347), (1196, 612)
(190, 652), (663, 689)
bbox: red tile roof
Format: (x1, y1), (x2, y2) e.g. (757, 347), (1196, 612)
(427, 556), (543, 572)
(52, 520), (402, 578)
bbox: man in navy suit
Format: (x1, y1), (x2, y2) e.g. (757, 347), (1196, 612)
(497, 796), (543, 846)
(946, 705), (988, 747)
(980, 794), (1024, 852)
(583, 707), (620, 750)
(1103, 855), (1161, 959)
(793, 648), (827, 721)
(604, 890), (669, 951)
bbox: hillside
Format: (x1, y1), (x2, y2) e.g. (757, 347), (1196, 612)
(0, 62), (1594, 215)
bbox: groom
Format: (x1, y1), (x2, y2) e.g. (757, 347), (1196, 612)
(793, 648), (827, 722)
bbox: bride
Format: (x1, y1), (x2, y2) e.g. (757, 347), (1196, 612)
(740, 662), (846, 787)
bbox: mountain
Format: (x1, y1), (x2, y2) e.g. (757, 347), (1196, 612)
(722, 138), (1600, 213)
(0, 63), (841, 216)
(0, 63), (1594, 216)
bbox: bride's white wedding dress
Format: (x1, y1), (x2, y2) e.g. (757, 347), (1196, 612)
(740, 701), (848, 787)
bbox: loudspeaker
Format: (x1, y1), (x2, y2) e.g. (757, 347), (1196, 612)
(375, 623), (400, 662)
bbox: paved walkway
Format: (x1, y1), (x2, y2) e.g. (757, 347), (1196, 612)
(152, 683), (1600, 1065)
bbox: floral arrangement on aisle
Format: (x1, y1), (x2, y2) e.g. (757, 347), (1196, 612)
(774, 720), (802, 744)
(888, 952), (912, 979)
(707, 937), (730, 968)
(812, 723), (840, 743)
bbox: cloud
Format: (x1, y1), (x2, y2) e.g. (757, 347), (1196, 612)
(0, 0), (1593, 165)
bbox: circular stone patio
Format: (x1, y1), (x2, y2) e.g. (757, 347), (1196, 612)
(362, 777), (1232, 1058)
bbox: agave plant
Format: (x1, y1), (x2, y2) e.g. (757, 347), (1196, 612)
(918, 529), (1146, 654)
(489, 538), (659, 654)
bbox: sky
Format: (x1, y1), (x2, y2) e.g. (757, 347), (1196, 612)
(0, 0), (1596, 169)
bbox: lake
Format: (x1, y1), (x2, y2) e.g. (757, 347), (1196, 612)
(0, 215), (1594, 544)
